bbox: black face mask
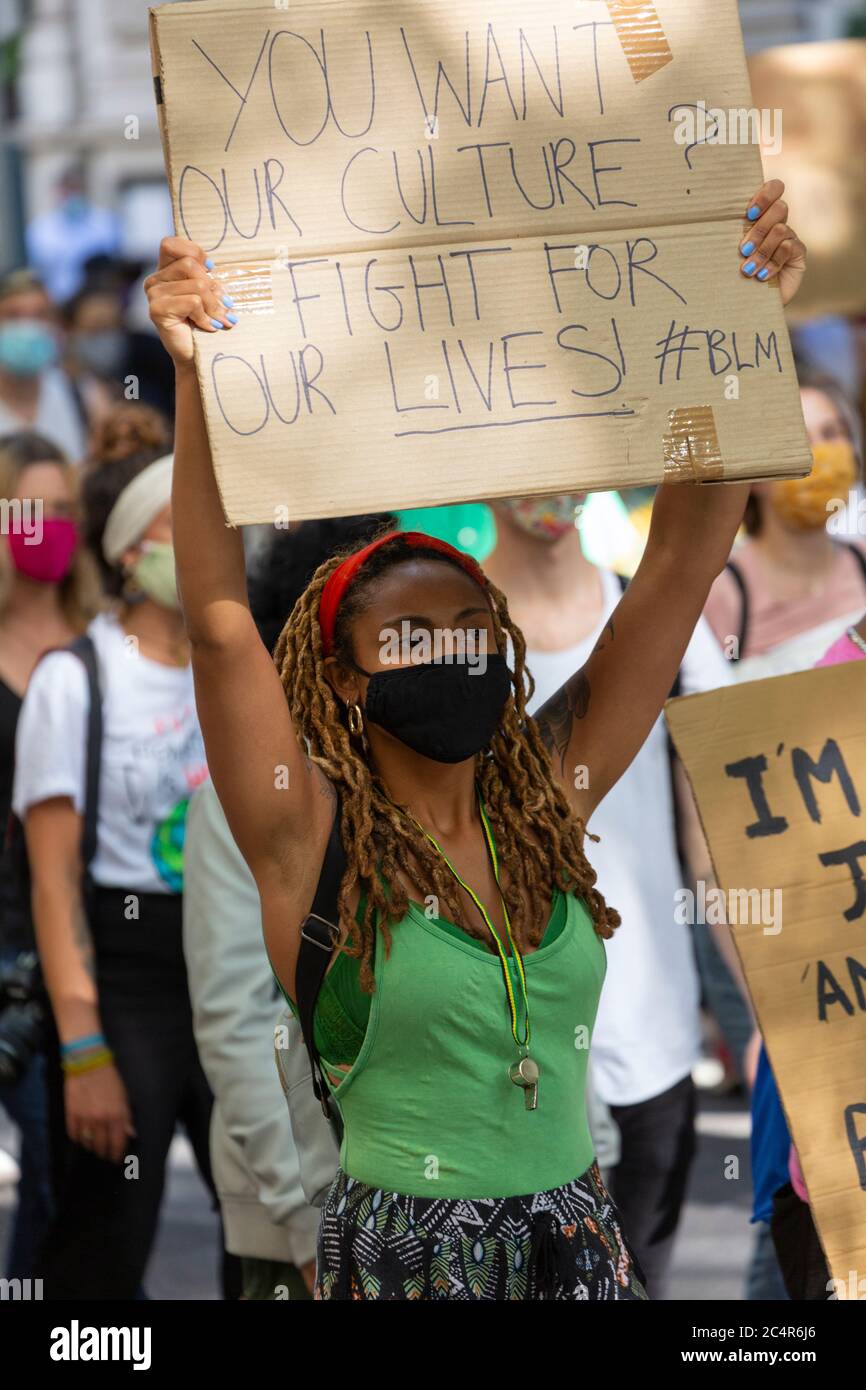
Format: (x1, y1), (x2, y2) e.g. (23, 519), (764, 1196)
(351, 654), (512, 764)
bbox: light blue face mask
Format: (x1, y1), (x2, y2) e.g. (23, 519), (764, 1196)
(0, 320), (59, 377)
(61, 194), (89, 222)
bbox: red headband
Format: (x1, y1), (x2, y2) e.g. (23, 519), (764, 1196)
(318, 531), (486, 657)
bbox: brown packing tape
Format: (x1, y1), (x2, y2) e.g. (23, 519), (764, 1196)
(662, 406), (725, 482)
(605, 0), (673, 83)
(148, 13), (172, 196)
(212, 261), (274, 314)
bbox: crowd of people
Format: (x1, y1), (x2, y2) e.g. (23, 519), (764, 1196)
(0, 175), (862, 1301)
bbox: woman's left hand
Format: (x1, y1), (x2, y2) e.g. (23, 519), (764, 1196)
(739, 180), (807, 306)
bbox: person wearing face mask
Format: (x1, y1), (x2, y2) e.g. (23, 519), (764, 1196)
(144, 179), (804, 1300)
(25, 167), (121, 306)
(0, 270), (88, 462)
(704, 373), (866, 680)
(183, 515), (393, 1304)
(61, 288), (128, 433)
(0, 432), (101, 1282)
(484, 493), (732, 1299)
(701, 373), (866, 1300)
(62, 285), (177, 427)
(12, 448), (224, 1300)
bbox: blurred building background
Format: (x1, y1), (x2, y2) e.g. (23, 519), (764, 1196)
(0, 0), (865, 276)
(0, 0), (178, 276)
(741, 0), (864, 45)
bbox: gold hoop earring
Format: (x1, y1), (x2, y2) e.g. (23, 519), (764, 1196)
(347, 702), (364, 737)
(121, 567), (145, 606)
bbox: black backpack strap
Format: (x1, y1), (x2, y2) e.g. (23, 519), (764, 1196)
(296, 794), (346, 1123)
(7, 634), (103, 926)
(724, 559), (748, 660)
(4, 633), (103, 986)
(66, 634), (103, 883)
(615, 571), (682, 699)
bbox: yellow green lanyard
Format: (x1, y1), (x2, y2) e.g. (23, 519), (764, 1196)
(410, 792), (531, 1052)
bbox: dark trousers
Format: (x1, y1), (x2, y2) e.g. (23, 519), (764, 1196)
(0, 1050), (53, 1279)
(608, 1073), (697, 1300)
(40, 888), (219, 1300)
(770, 1184), (831, 1301)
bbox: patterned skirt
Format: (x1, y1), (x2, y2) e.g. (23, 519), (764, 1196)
(315, 1161), (649, 1301)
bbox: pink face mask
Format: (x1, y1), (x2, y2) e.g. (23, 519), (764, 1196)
(7, 517), (78, 583)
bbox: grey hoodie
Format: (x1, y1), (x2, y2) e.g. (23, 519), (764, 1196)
(183, 781), (319, 1265)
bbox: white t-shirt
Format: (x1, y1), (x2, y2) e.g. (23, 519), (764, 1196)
(526, 569), (732, 1106)
(13, 612), (208, 894)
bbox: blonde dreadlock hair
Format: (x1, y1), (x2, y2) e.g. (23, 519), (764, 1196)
(273, 533), (620, 992)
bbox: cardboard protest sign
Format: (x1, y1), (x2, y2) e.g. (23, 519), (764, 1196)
(150, 0), (811, 526)
(749, 40), (866, 323)
(667, 663), (866, 1292)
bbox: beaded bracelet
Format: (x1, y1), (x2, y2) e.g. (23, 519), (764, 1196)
(61, 1048), (115, 1077)
(60, 1033), (106, 1057)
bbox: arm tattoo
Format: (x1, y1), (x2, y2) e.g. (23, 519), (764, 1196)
(536, 670), (591, 775)
(534, 617), (614, 774)
(594, 615), (615, 653)
(306, 754), (336, 806)
(536, 614), (617, 778)
(316, 772), (337, 805)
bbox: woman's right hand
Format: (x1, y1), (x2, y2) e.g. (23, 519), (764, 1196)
(144, 237), (236, 367)
(65, 1063), (136, 1164)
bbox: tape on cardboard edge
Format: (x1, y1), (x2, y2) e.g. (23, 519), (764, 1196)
(662, 406), (725, 483)
(605, 0), (673, 83)
(214, 261), (275, 314)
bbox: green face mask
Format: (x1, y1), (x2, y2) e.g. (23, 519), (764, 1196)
(132, 540), (180, 610)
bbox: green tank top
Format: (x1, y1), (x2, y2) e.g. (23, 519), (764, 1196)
(310, 892), (606, 1199)
(314, 890), (568, 1067)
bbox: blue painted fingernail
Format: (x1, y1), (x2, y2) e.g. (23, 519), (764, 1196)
(210, 318), (224, 329)
(741, 241), (754, 256)
(743, 260), (757, 276)
(757, 267), (770, 280)
(747, 206), (760, 221)
(226, 313), (238, 324)
(222, 295), (234, 308)
(205, 257), (215, 270)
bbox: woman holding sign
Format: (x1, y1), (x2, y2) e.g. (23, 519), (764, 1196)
(146, 180), (804, 1301)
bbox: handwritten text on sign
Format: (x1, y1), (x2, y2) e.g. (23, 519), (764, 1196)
(667, 662), (866, 1289)
(151, 0), (810, 523)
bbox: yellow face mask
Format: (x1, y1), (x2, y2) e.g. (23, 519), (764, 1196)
(769, 440), (858, 532)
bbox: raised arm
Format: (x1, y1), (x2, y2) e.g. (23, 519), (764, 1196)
(535, 179), (806, 824)
(145, 239), (326, 889)
(535, 479), (749, 822)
